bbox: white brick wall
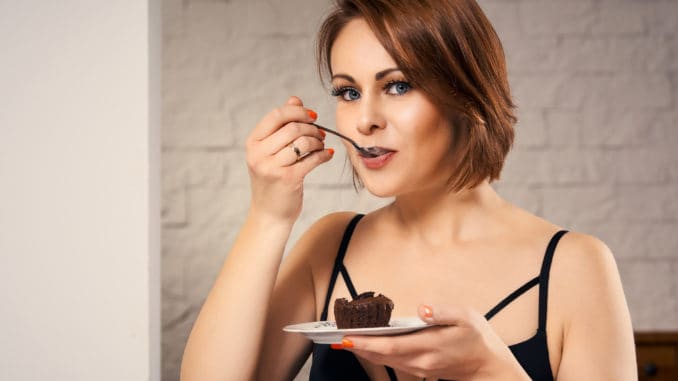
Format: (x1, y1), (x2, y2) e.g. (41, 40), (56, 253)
(161, 1), (678, 379)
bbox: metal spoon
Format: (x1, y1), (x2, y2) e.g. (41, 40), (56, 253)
(312, 123), (384, 158)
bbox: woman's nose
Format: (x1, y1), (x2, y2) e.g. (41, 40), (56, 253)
(355, 98), (386, 135)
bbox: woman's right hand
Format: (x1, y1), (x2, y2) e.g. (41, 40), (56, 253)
(245, 96), (334, 223)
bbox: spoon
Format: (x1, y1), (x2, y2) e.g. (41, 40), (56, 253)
(312, 123), (384, 158)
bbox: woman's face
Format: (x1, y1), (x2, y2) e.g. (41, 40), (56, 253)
(330, 19), (455, 197)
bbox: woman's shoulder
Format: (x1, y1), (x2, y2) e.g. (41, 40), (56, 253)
(506, 205), (609, 253)
(516, 208), (614, 268)
(547, 229), (625, 324)
(549, 231), (634, 371)
(553, 231), (619, 294)
(506, 205), (617, 277)
(303, 211), (362, 242)
(293, 211), (363, 267)
(552, 230), (618, 289)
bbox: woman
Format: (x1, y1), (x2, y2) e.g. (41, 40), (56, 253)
(180, 0), (636, 380)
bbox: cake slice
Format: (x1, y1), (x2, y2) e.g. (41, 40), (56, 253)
(334, 291), (394, 329)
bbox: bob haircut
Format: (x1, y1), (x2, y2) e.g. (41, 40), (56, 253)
(317, 0), (516, 192)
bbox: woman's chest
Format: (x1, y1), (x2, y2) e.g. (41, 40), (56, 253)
(312, 243), (564, 379)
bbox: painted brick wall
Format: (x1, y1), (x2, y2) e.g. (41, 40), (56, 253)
(161, 0), (678, 379)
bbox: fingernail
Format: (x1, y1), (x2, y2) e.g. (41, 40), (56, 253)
(422, 305), (433, 319)
(342, 338), (354, 348)
(319, 129), (326, 138)
(328, 148), (335, 156)
(330, 343), (344, 350)
(307, 109), (318, 120)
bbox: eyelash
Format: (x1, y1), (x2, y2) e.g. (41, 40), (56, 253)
(330, 86), (351, 97)
(384, 80), (410, 93)
(330, 80), (412, 100)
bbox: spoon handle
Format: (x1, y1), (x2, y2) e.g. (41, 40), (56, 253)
(312, 123), (361, 151)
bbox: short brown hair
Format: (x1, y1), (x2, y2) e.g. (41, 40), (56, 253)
(317, 0), (516, 191)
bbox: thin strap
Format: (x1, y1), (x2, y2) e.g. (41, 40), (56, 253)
(340, 266), (359, 299)
(538, 230), (568, 332)
(385, 366), (398, 381)
(320, 214), (365, 320)
(484, 276), (539, 320)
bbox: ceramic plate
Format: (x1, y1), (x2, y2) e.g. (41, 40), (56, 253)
(283, 317), (432, 344)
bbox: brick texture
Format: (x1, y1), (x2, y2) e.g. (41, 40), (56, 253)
(162, 1), (678, 379)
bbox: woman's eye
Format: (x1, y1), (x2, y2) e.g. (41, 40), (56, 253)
(386, 81), (411, 95)
(331, 87), (361, 101)
(342, 88), (360, 101)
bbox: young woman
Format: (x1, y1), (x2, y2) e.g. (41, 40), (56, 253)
(180, 1), (636, 380)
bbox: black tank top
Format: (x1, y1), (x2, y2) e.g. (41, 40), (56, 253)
(310, 214), (567, 381)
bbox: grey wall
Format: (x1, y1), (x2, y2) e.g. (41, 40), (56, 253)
(161, 0), (678, 379)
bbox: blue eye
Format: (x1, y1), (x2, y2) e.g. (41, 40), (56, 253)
(344, 88), (360, 101)
(331, 87), (361, 101)
(386, 81), (411, 95)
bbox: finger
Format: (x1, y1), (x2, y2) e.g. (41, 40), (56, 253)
(286, 95), (303, 106)
(343, 335), (427, 373)
(289, 148), (334, 175)
(344, 332), (429, 357)
(273, 136), (326, 167)
(264, 122), (325, 156)
(346, 329), (450, 377)
(418, 304), (470, 326)
(350, 349), (429, 378)
(250, 102), (318, 142)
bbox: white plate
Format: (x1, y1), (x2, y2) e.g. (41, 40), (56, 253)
(283, 317), (432, 344)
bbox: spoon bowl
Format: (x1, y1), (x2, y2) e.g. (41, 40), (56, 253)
(313, 123), (382, 158)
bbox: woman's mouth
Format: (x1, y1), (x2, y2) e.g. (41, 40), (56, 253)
(359, 147), (396, 169)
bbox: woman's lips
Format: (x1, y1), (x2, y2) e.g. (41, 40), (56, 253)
(359, 150), (396, 169)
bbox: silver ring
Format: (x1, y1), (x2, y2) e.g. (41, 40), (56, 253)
(290, 143), (302, 160)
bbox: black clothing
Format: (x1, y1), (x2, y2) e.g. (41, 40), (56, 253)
(310, 214), (567, 381)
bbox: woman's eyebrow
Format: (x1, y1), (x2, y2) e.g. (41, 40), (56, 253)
(331, 68), (402, 83)
(331, 73), (355, 83)
(374, 68), (401, 80)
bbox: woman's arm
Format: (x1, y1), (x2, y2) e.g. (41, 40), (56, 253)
(256, 212), (356, 380)
(180, 96), (332, 381)
(180, 213), (296, 381)
(553, 233), (637, 380)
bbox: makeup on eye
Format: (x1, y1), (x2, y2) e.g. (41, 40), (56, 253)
(330, 86), (361, 101)
(329, 79), (413, 101)
(384, 80), (411, 95)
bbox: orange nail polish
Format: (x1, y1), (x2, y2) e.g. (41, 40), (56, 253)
(319, 129), (326, 138)
(422, 305), (433, 319)
(307, 109), (318, 120)
(330, 343), (344, 350)
(328, 148), (335, 156)
(342, 339), (354, 348)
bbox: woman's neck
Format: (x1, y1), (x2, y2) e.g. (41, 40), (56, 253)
(387, 181), (508, 248)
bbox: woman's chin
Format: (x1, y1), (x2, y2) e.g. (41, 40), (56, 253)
(362, 181), (400, 198)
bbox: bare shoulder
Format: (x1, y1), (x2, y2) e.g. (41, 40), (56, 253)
(502, 206), (612, 269)
(291, 211), (360, 270)
(549, 231), (620, 300)
(552, 231), (618, 288)
(547, 234), (636, 378)
(505, 204), (626, 318)
(548, 230), (630, 329)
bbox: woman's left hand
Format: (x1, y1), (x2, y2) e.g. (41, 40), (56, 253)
(339, 305), (530, 381)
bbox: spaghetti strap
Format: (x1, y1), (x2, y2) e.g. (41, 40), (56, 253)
(485, 276), (539, 320)
(319, 214), (365, 321)
(537, 230), (568, 332)
(339, 266), (359, 299)
(484, 230), (569, 322)
(385, 366), (398, 381)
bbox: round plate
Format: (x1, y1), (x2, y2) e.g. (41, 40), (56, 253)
(283, 317), (432, 344)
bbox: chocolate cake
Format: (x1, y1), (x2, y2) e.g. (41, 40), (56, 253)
(334, 291), (394, 329)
